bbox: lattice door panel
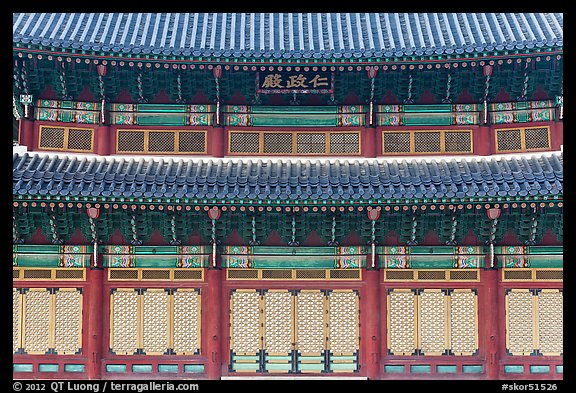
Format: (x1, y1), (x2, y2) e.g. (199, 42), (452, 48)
(16, 288), (83, 355)
(172, 289), (201, 355)
(387, 288), (478, 356)
(109, 288), (201, 356)
(263, 290), (294, 373)
(327, 290), (359, 372)
(53, 289), (82, 354)
(13, 289), (22, 354)
(229, 289), (262, 372)
(110, 289), (140, 355)
(505, 289), (562, 356)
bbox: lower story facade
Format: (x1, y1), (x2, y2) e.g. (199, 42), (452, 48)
(12, 245), (563, 380)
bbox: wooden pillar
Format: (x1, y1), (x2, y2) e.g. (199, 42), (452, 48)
(19, 118), (35, 150)
(363, 268), (381, 379)
(96, 125), (111, 156)
(483, 267), (500, 380)
(362, 127), (378, 158)
(205, 267), (222, 380)
(85, 266), (104, 380)
(475, 126), (492, 156)
(210, 127), (226, 158)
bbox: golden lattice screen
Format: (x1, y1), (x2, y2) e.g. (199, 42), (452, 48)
(229, 289), (359, 356)
(382, 130), (473, 155)
(109, 288), (201, 355)
(495, 126), (551, 152)
(505, 289), (563, 356)
(13, 288), (82, 355)
(387, 288), (478, 356)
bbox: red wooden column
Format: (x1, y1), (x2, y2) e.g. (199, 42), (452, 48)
(482, 266), (500, 380)
(475, 125), (492, 156)
(85, 266), (104, 380)
(19, 118), (35, 150)
(363, 268), (381, 379)
(209, 127), (226, 158)
(205, 267), (223, 380)
(96, 125), (111, 155)
(362, 127), (378, 158)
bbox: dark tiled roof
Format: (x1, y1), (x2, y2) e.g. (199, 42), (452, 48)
(12, 13), (563, 60)
(12, 153), (563, 201)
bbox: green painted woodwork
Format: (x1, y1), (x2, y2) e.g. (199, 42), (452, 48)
(14, 254), (60, 267)
(297, 363), (325, 371)
(230, 363), (259, 371)
(264, 363), (292, 371)
(527, 256), (562, 268)
(266, 355), (292, 361)
(529, 365), (550, 374)
(299, 356), (325, 362)
(436, 365), (457, 373)
(410, 365), (431, 373)
(330, 355), (357, 362)
(64, 364), (85, 373)
(158, 365), (178, 373)
(462, 365), (483, 373)
(503, 365), (524, 374)
(556, 366), (563, 374)
(384, 365), (405, 373)
(410, 255), (462, 269)
(105, 364), (127, 373)
(39, 364), (59, 372)
(329, 363), (357, 371)
(13, 364), (33, 372)
(132, 365), (153, 373)
(232, 355), (260, 361)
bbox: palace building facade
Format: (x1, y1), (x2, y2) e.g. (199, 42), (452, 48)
(12, 13), (562, 380)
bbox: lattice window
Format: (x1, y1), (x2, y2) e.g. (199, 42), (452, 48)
(67, 128), (93, 151)
(383, 132), (411, 153)
(178, 131), (206, 153)
(110, 289), (139, 355)
(387, 289), (417, 355)
(142, 290), (170, 354)
(296, 133), (327, 154)
(328, 290), (359, 355)
(496, 129), (523, 151)
(450, 290), (478, 355)
(229, 132), (260, 153)
(414, 132), (441, 153)
(263, 132), (293, 154)
(172, 289), (201, 355)
(537, 290), (562, 355)
(444, 131), (472, 152)
(148, 131), (175, 152)
(524, 127), (550, 150)
(38, 127), (65, 149)
(23, 289), (52, 354)
(495, 126), (551, 152)
(329, 133), (360, 154)
(117, 130), (145, 152)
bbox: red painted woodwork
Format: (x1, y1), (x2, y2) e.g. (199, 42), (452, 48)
(205, 268), (222, 380)
(474, 126), (492, 156)
(19, 118), (35, 150)
(361, 127), (377, 158)
(86, 267), (104, 379)
(96, 125), (111, 156)
(483, 268), (500, 379)
(209, 127), (225, 158)
(363, 269), (381, 379)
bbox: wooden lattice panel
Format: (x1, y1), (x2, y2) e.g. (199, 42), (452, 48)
(230, 290), (261, 355)
(524, 127), (550, 150)
(296, 291), (325, 354)
(296, 133), (327, 154)
(329, 133), (360, 154)
(39, 127), (65, 149)
(418, 290), (447, 355)
(13, 289), (22, 353)
(383, 132), (411, 153)
(537, 289), (563, 356)
(263, 133), (293, 154)
(142, 289), (169, 355)
(173, 289), (201, 355)
(110, 289), (139, 355)
(264, 290), (294, 355)
(54, 289), (82, 354)
(414, 132), (441, 153)
(496, 129), (523, 151)
(506, 289), (535, 356)
(387, 289), (416, 355)
(450, 290), (478, 355)
(23, 288), (52, 354)
(67, 128), (93, 151)
(229, 132), (260, 153)
(328, 290), (359, 355)
(444, 131), (472, 152)
(178, 131), (206, 153)
(148, 131), (175, 152)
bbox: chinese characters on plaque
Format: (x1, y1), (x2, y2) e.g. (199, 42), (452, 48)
(257, 71), (334, 94)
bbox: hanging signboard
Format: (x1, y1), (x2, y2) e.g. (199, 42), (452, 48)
(256, 71), (334, 94)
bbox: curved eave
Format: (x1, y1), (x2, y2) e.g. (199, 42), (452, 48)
(12, 43), (564, 66)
